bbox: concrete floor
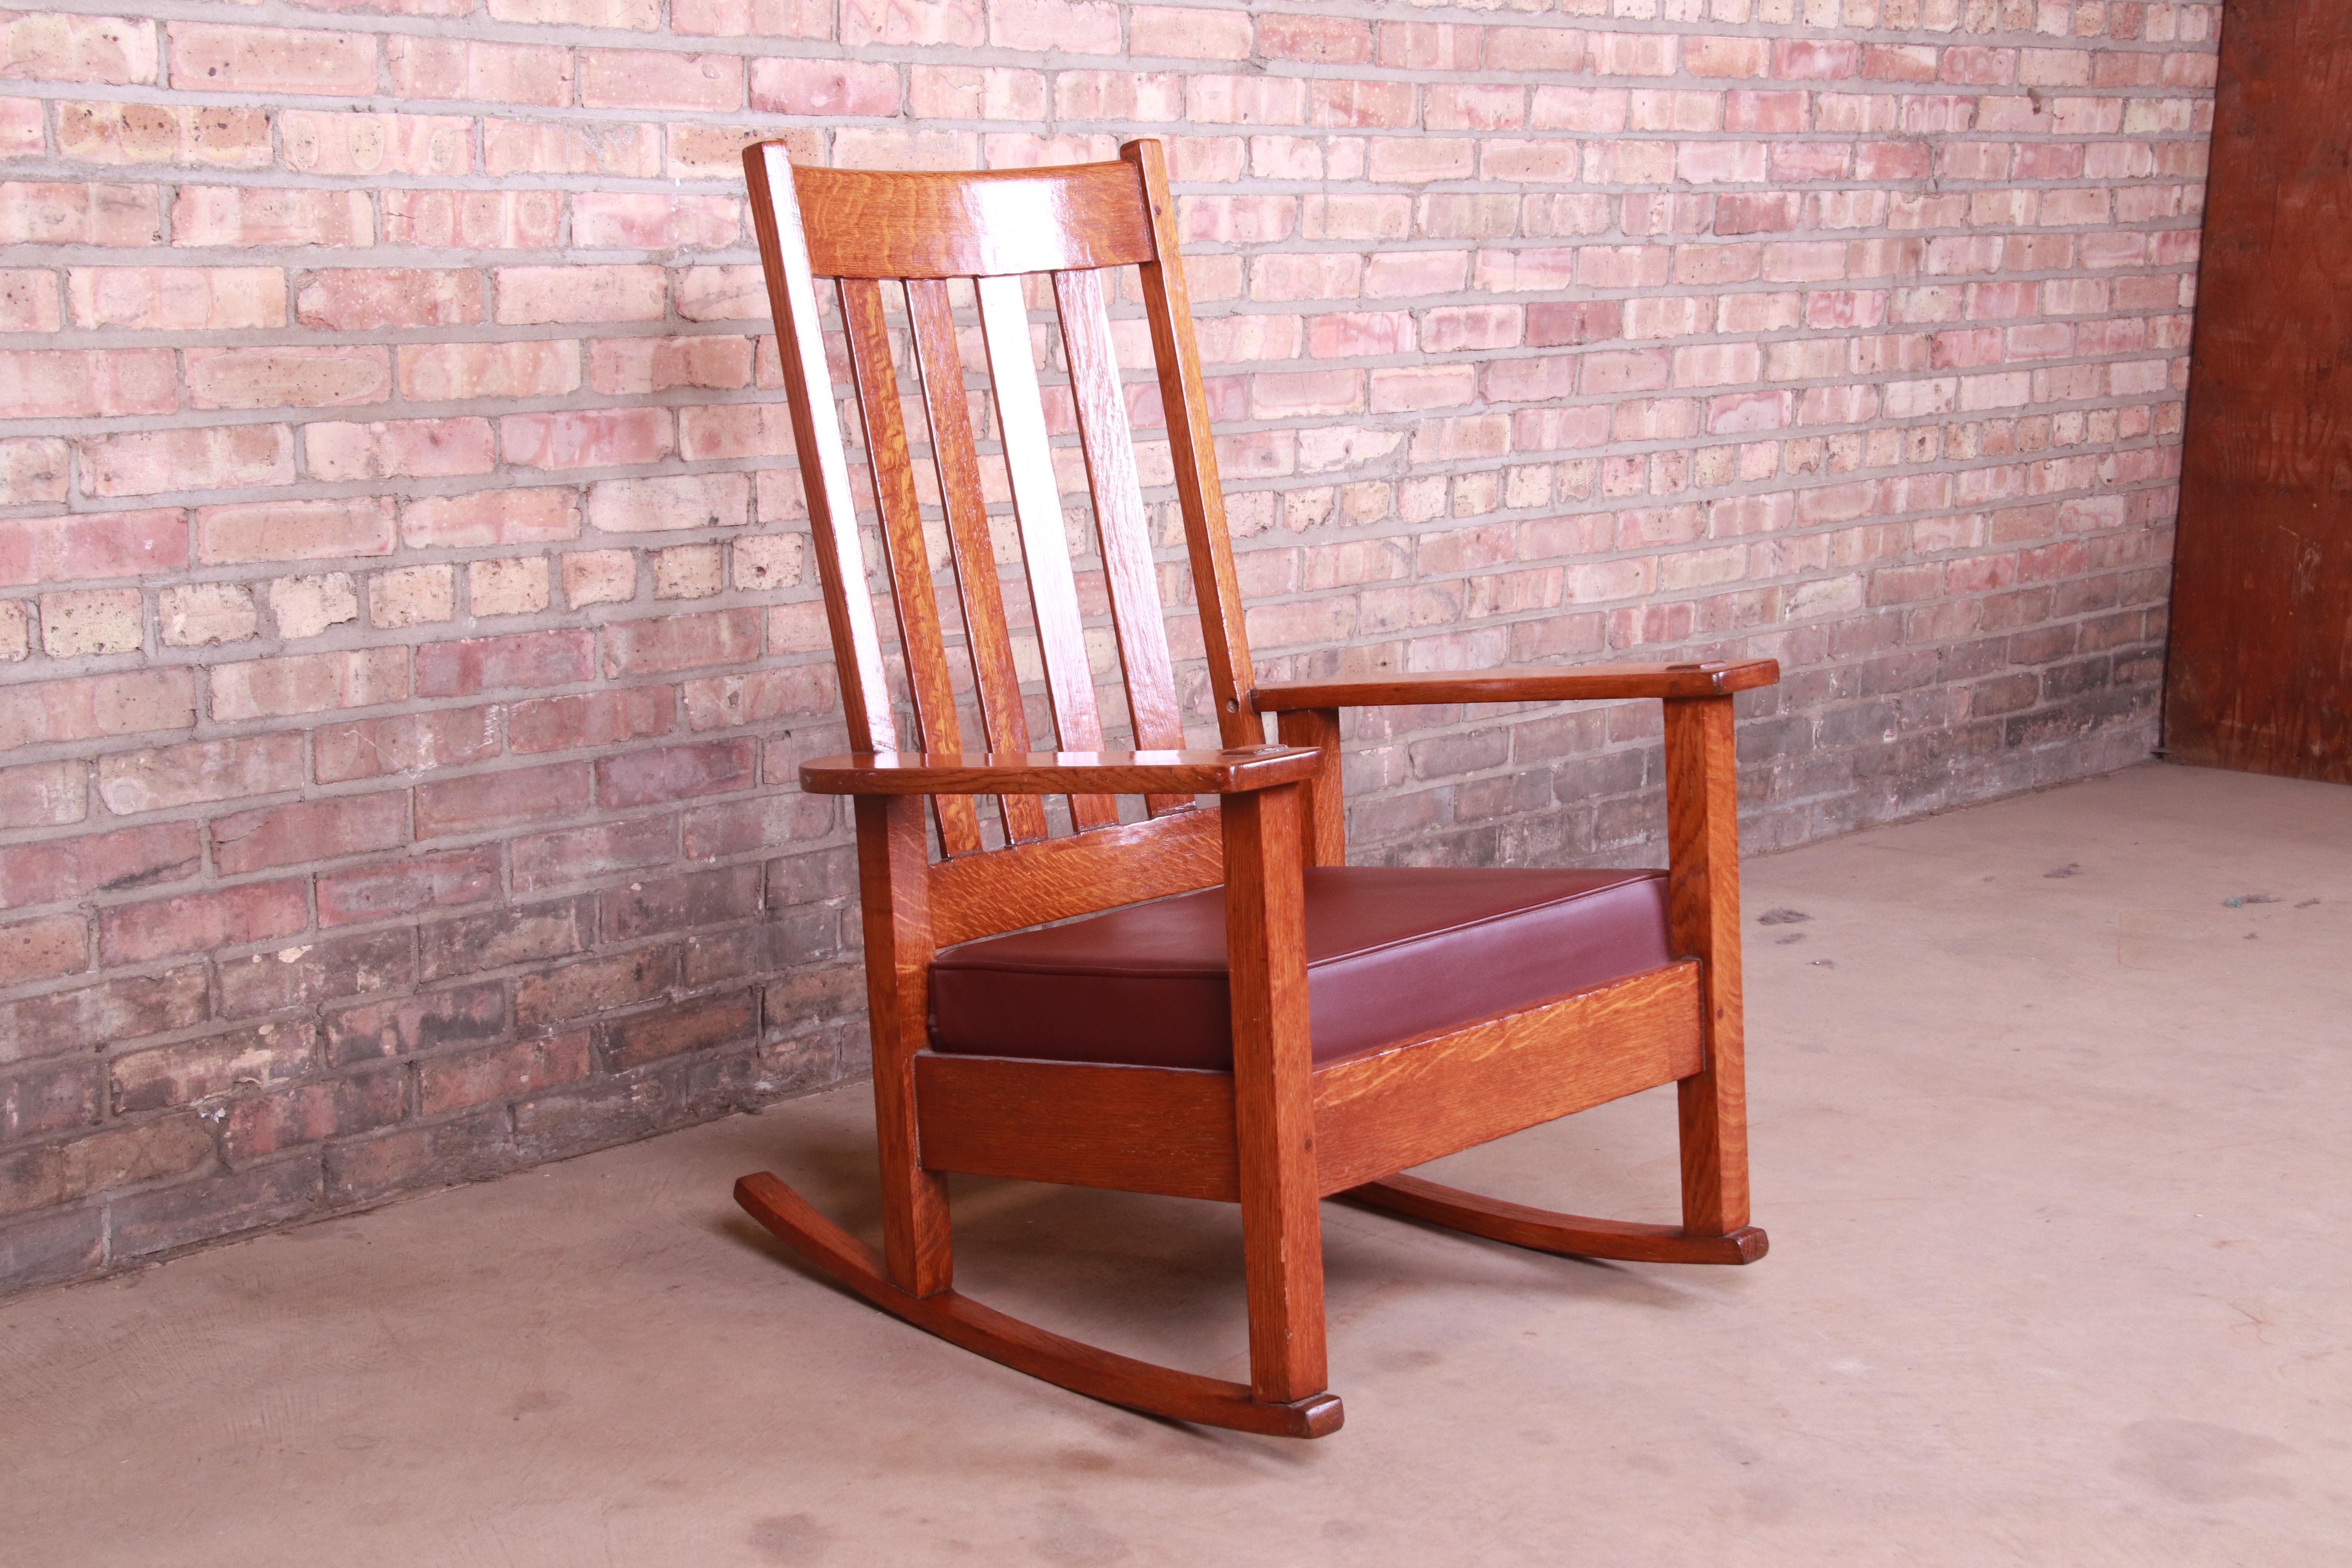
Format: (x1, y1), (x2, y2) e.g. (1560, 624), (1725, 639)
(5, 761), (2348, 1566)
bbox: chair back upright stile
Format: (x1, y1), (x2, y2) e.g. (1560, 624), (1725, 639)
(742, 144), (1256, 949)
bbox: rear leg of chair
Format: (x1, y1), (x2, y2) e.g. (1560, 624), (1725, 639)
(734, 1172), (1343, 1437)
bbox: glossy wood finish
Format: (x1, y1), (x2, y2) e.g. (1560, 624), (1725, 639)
(742, 143), (894, 753)
(1222, 783), (1326, 1403)
(854, 795), (951, 1297)
(1054, 267), (1189, 817)
(904, 276), (1047, 845)
(839, 277), (982, 855)
(1664, 698), (1749, 1238)
(928, 806), (1222, 947)
(915, 1054), (1239, 1200)
(1311, 963), (1702, 1195)
(908, 962), (1703, 1207)
(801, 746), (1321, 797)
(1273, 707), (1345, 866)
(1122, 139), (1260, 747)
(736, 136), (1774, 1437)
(736, 1173), (1344, 1438)
(793, 163), (1157, 280)
(1253, 661), (1781, 711)
(2165, 0), (2352, 784)
(1344, 1176), (1768, 1266)
(977, 272), (1116, 830)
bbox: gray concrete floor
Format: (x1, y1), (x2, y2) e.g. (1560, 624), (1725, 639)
(5, 761), (2348, 1566)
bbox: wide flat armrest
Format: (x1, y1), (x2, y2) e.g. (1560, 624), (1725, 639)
(801, 746), (1324, 797)
(1251, 659), (1779, 711)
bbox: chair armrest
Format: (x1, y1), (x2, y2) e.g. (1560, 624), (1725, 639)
(801, 746), (1325, 797)
(1250, 659), (1779, 711)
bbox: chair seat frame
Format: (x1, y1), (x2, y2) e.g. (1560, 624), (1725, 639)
(731, 137), (1777, 1438)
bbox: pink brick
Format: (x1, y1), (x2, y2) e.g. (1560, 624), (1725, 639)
(842, 0), (982, 47)
(1482, 25), (1579, 72)
(1775, 39), (1858, 80)
(1, 913), (89, 985)
(171, 187), (372, 247)
(0, 348), (176, 419)
(675, 0), (833, 37)
(1259, 14), (1370, 64)
(0, 12), (158, 83)
(398, 340), (581, 401)
(588, 336), (752, 395)
(212, 793), (408, 876)
(580, 49), (742, 111)
(307, 418), (495, 482)
(416, 761), (592, 837)
(169, 24), (376, 95)
(185, 345), (390, 410)
(387, 37), (574, 105)
(0, 760), (85, 831)
(1129, 5), (1250, 59)
(989, 0), (1119, 53)
(383, 189), (563, 249)
(572, 193), (742, 250)
(502, 408), (675, 471)
(602, 608), (761, 675)
(210, 648), (409, 722)
(80, 424), (293, 497)
(0, 180), (159, 244)
(495, 265), (666, 325)
(314, 708), (498, 785)
(0, 670), (196, 753)
(296, 268), (480, 330)
(195, 497), (393, 566)
(68, 265), (284, 330)
(0, 508), (185, 587)
(1685, 35), (1769, 78)
(100, 879), (308, 965)
(1309, 80), (1416, 130)
(316, 845), (501, 927)
(1588, 32), (1675, 76)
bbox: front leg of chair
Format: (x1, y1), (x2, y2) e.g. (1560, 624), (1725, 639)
(855, 794), (953, 1297)
(1223, 782), (1332, 1408)
(1664, 695), (1755, 1243)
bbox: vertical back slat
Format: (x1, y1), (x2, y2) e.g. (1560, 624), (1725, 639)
(840, 278), (984, 857)
(745, 144), (897, 754)
(906, 278), (1049, 846)
(1053, 267), (1191, 818)
(1120, 139), (1261, 749)
(976, 271), (1118, 832)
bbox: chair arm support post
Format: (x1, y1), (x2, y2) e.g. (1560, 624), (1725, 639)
(802, 748), (1322, 798)
(853, 795), (954, 1296)
(1272, 708), (1345, 867)
(1221, 782), (1329, 1404)
(1662, 696), (1750, 1236)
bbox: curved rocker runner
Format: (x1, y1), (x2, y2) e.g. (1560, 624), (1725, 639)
(730, 136), (1775, 1437)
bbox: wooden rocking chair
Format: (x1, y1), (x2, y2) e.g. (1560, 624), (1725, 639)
(733, 137), (1779, 1438)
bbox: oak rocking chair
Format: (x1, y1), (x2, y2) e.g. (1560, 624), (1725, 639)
(734, 137), (1778, 1438)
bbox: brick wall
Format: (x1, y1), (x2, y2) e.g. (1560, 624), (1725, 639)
(0, 0), (2217, 1296)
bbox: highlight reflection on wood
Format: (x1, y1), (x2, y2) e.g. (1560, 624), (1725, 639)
(734, 136), (1778, 1438)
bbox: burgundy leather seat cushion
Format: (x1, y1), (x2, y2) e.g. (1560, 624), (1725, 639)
(929, 866), (1673, 1071)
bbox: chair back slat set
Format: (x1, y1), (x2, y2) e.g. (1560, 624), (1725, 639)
(732, 136), (1781, 1438)
(744, 142), (1223, 914)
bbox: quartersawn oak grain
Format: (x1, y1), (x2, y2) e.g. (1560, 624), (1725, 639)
(800, 748), (1322, 798)
(733, 136), (1776, 1439)
(1253, 661), (1781, 710)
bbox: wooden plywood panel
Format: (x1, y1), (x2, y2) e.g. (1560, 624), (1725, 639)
(2167, 0), (2352, 780)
